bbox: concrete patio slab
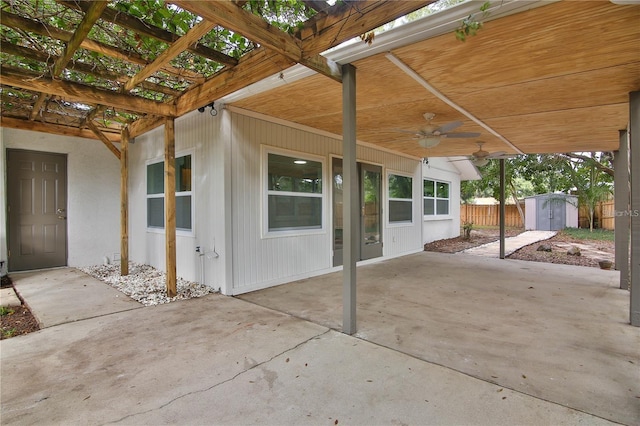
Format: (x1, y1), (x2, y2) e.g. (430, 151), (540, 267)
(10, 268), (142, 328)
(0, 284), (622, 426)
(239, 252), (640, 426)
(0, 287), (21, 307)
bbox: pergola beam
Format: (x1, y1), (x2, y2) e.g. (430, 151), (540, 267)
(299, 0), (435, 56)
(172, 0), (341, 82)
(87, 121), (121, 160)
(164, 118), (178, 298)
(124, 20), (217, 92)
(52, 1), (109, 76)
(121, 127), (130, 276)
(29, 94), (48, 121)
(0, 11), (204, 83)
(0, 67), (176, 117)
(58, 0), (238, 67)
(176, 48), (294, 116)
(0, 116), (120, 142)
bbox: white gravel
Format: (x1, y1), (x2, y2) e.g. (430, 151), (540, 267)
(79, 262), (215, 306)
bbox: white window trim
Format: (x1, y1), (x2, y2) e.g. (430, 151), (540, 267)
(387, 170), (414, 227)
(423, 178), (452, 220)
(145, 149), (195, 236)
(261, 145), (326, 238)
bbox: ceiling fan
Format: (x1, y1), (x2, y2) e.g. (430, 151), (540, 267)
(451, 142), (515, 167)
(394, 112), (481, 148)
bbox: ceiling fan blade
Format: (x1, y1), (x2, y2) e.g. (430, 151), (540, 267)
(443, 132), (482, 139)
(448, 158), (472, 162)
(486, 151), (507, 158)
(434, 120), (462, 134)
(392, 128), (422, 136)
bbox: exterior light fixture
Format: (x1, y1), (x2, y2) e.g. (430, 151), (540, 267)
(418, 136), (441, 148)
(473, 158), (489, 167)
(198, 102), (217, 116)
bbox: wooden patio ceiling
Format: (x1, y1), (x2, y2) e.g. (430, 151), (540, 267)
(231, 0), (640, 159)
(0, 0), (436, 152)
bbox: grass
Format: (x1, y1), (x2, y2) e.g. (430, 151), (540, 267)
(560, 227), (614, 242)
(0, 306), (14, 316)
(1, 327), (17, 338)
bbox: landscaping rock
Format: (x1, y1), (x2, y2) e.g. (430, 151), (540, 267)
(567, 246), (581, 256)
(598, 259), (613, 270)
(536, 244), (552, 252)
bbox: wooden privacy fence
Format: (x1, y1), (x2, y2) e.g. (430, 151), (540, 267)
(579, 200), (615, 230)
(460, 204), (524, 228)
(461, 200), (615, 230)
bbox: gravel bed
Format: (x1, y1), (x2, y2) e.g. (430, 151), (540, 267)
(80, 263), (215, 306)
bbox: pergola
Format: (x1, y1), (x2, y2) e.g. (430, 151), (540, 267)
(1, 0), (639, 328)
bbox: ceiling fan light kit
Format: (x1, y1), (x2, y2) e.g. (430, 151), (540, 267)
(418, 136), (441, 148)
(393, 112), (480, 150)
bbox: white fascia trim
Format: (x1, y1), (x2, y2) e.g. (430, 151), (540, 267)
(219, 0), (555, 105)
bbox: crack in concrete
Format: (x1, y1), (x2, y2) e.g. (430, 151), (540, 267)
(105, 328), (331, 425)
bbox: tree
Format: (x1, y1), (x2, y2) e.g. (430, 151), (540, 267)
(461, 152), (614, 230)
(552, 152), (613, 232)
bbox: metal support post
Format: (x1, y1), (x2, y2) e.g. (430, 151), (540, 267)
(614, 131), (630, 290)
(342, 64), (357, 335)
(499, 158), (506, 259)
(629, 91), (639, 326)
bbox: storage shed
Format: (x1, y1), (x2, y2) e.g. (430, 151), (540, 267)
(524, 194), (578, 231)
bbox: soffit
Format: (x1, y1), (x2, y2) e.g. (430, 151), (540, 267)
(231, 0), (640, 158)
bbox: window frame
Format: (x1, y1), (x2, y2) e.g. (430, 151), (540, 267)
(387, 171), (414, 226)
(145, 150), (194, 236)
(262, 146), (326, 238)
(423, 178), (451, 219)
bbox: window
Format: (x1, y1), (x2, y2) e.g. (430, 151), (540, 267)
(424, 179), (449, 216)
(266, 152), (323, 232)
(388, 173), (413, 223)
(147, 155), (192, 231)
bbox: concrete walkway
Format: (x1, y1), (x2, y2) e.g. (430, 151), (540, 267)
(460, 230), (557, 257)
(2, 262), (638, 425)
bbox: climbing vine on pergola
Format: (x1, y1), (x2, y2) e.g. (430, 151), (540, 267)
(1, 0), (439, 143)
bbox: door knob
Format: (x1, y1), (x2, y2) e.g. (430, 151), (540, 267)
(57, 215), (66, 220)
(57, 208), (66, 214)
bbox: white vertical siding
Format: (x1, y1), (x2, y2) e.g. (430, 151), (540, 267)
(422, 158), (463, 244)
(229, 112), (423, 294)
(128, 109), (432, 295)
(129, 110), (230, 292)
(1, 128), (120, 268)
(230, 113), (333, 294)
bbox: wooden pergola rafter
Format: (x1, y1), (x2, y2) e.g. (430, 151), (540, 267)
(1, 0), (433, 140)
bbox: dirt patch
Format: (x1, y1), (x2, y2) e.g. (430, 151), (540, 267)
(508, 233), (615, 268)
(425, 228), (615, 269)
(1, 275), (40, 340)
(424, 228), (522, 253)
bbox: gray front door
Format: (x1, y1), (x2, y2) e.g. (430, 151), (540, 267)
(7, 149), (68, 271)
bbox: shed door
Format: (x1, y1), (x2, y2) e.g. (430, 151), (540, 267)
(537, 197), (565, 231)
(7, 150), (68, 271)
